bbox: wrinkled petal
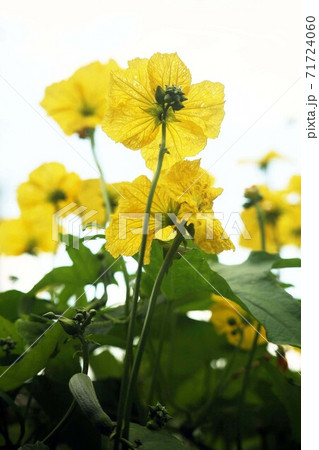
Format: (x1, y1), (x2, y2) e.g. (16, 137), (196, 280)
(102, 58), (160, 149)
(177, 81), (225, 138)
(148, 53), (192, 94)
(103, 106), (160, 150)
(141, 119), (207, 170)
(159, 159), (222, 211)
(188, 213), (235, 254)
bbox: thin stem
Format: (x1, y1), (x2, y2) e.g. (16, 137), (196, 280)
(41, 336), (90, 444)
(120, 437), (137, 449)
(114, 121), (167, 450)
(89, 130), (112, 223)
(256, 204), (266, 252)
(120, 257), (131, 318)
(79, 335), (90, 375)
(236, 323), (261, 450)
(123, 233), (183, 438)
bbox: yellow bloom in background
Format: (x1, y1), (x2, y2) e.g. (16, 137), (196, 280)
(240, 177), (301, 252)
(278, 175), (301, 248)
(239, 150), (286, 170)
(286, 174), (301, 198)
(210, 295), (266, 350)
(77, 179), (121, 226)
(239, 186), (287, 253)
(105, 160), (234, 263)
(17, 162), (82, 213)
(41, 60), (120, 136)
(0, 206), (57, 256)
(278, 204), (301, 248)
(102, 52), (225, 170)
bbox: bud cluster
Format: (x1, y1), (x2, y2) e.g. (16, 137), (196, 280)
(146, 402), (172, 430)
(44, 308), (96, 337)
(0, 336), (16, 356)
(155, 85), (188, 112)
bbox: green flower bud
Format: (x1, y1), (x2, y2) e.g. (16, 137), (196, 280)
(146, 403), (172, 430)
(58, 317), (79, 336)
(155, 86), (166, 105)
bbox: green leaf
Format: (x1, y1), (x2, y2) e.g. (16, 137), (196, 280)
(0, 290), (24, 321)
(0, 323), (63, 391)
(272, 257), (301, 269)
(143, 243), (225, 307)
(0, 315), (25, 357)
(28, 240), (121, 308)
(129, 423), (186, 449)
(90, 349), (122, 380)
(261, 361), (301, 440)
(210, 252), (301, 347)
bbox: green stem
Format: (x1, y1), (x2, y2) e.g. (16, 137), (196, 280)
(89, 129), (112, 224)
(41, 336), (90, 444)
(79, 335), (90, 375)
(120, 437), (137, 449)
(256, 204), (266, 251)
(114, 122), (167, 450)
(123, 233), (183, 438)
(236, 323), (261, 450)
(120, 257), (131, 318)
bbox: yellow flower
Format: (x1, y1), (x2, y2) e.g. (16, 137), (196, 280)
(41, 60), (120, 136)
(102, 53), (225, 170)
(239, 186), (287, 253)
(105, 160), (234, 263)
(239, 150), (285, 170)
(277, 204), (301, 248)
(286, 174), (301, 198)
(0, 207), (57, 256)
(77, 179), (121, 226)
(240, 178), (301, 252)
(17, 163), (82, 213)
(210, 295), (266, 350)
(278, 175), (301, 248)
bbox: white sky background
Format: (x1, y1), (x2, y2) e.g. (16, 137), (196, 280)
(0, 0), (301, 294)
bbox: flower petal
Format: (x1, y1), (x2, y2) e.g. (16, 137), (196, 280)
(159, 159), (222, 211)
(148, 53), (192, 94)
(102, 58), (160, 149)
(177, 81), (225, 139)
(141, 119), (207, 170)
(188, 213), (235, 254)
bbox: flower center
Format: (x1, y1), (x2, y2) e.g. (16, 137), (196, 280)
(80, 105), (95, 117)
(48, 189), (67, 204)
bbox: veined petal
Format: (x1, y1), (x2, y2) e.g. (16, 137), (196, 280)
(141, 119), (207, 170)
(105, 212), (155, 264)
(108, 58), (154, 108)
(159, 159), (222, 211)
(148, 53), (192, 94)
(103, 107), (160, 150)
(102, 59), (160, 149)
(177, 81), (225, 138)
